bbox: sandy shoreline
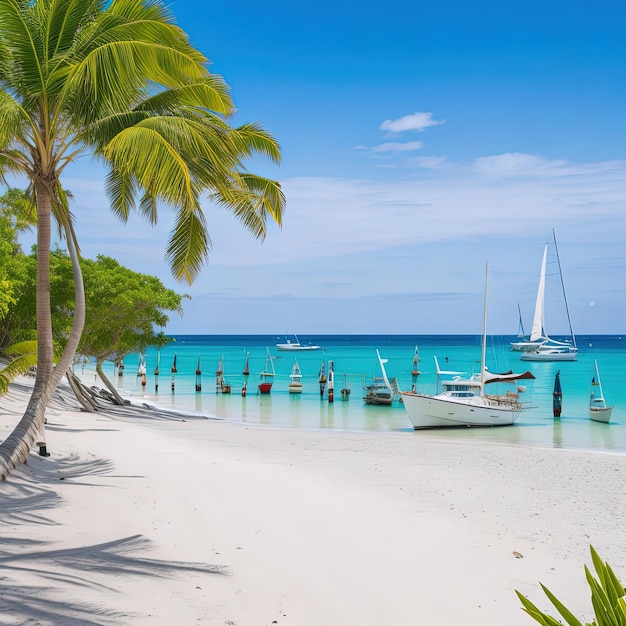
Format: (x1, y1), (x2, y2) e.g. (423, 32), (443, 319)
(1, 378), (625, 625)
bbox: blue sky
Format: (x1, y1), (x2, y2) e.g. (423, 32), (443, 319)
(23, 0), (626, 335)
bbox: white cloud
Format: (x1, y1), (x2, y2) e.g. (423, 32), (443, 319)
(380, 112), (445, 134)
(405, 156), (449, 170)
(473, 153), (567, 175)
(38, 154), (626, 333)
(371, 141), (424, 153)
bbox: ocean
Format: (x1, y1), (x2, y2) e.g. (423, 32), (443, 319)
(75, 334), (626, 455)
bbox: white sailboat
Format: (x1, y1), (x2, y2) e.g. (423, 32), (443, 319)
(364, 350), (395, 405)
(517, 231), (578, 361)
(136, 352), (146, 376)
(589, 359), (613, 423)
(288, 358), (303, 394)
(510, 302), (544, 352)
(401, 262), (535, 428)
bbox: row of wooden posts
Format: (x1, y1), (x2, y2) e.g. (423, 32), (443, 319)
(116, 354), (252, 395)
(115, 355), (351, 401)
(115, 349), (424, 401)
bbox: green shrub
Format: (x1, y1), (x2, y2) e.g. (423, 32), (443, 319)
(516, 545), (626, 626)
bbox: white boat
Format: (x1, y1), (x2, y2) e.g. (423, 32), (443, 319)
(258, 347), (275, 394)
(401, 262), (535, 428)
(276, 335), (321, 351)
(364, 350), (396, 405)
(137, 353), (146, 376)
(589, 359), (613, 423)
(288, 358), (303, 394)
(510, 302), (547, 352)
(517, 231), (578, 361)
(520, 345), (578, 361)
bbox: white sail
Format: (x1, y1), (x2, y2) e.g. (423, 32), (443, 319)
(376, 349), (392, 389)
(529, 245), (547, 342)
(520, 232), (578, 361)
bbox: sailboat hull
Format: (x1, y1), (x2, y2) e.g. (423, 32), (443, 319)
(288, 382), (303, 393)
(364, 386), (393, 405)
(258, 382), (273, 394)
(510, 340), (546, 352)
(520, 349), (578, 361)
(589, 406), (613, 423)
(400, 391), (521, 428)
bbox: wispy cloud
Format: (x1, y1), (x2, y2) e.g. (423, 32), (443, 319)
(473, 153), (568, 175)
(62, 155), (626, 271)
(380, 112), (445, 134)
(371, 141), (424, 153)
(39, 154), (626, 333)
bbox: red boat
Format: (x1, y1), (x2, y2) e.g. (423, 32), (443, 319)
(258, 347), (275, 394)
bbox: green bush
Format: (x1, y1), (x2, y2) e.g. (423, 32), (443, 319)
(516, 546), (626, 626)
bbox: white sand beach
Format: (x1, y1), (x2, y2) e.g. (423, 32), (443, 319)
(1, 378), (625, 626)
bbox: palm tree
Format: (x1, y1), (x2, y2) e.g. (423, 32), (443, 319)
(0, 0), (285, 478)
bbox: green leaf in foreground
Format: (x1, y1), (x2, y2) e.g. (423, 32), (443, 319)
(516, 546), (626, 626)
(0, 340), (37, 395)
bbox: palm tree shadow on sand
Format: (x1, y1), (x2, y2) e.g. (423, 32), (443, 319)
(0, 452), (227, 625)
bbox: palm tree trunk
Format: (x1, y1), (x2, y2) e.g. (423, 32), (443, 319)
(48, 224), (86, 392)
(0, 183), (54, 478)
(0, 199), (89, 478)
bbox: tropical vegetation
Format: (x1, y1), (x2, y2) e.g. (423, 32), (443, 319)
(517, 545), (626, 626)
(0, 340), (38, 396)
(0, 0), (285, 478)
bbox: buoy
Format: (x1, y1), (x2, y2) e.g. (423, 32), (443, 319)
(553, 371), (562, 418)
(196, 357), (202, 392)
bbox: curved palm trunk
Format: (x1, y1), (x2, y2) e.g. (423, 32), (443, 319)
(49, 226), (86, 391)
(96, 359), (126, 405)
(0, 191), (86, 479)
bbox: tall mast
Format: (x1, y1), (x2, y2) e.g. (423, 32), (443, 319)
(552, 230), (577, 348)
(481, 261), (488, 389)
(517, 302), (526, 338)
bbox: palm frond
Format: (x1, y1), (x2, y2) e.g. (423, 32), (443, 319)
(233, 122), (282, 164)
(66, 28), (208, 121)
(138, 191), (158, 226)
(104, 168), (137, 222)
(165, 208), (210, 284)
(4, 340), (37, 357)
(103, 125), (196, 210)
(0, 341), (37, 396)
(240, 174), (285, 227)
(0, 91), (30, 148)
(137, 77), (234, 116)
(0, 1), (45, 97)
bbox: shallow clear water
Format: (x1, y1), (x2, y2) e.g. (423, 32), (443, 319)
(75, 334), (626, 454)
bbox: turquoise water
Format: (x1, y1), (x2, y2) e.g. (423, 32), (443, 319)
(76, 334), (626, 454)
